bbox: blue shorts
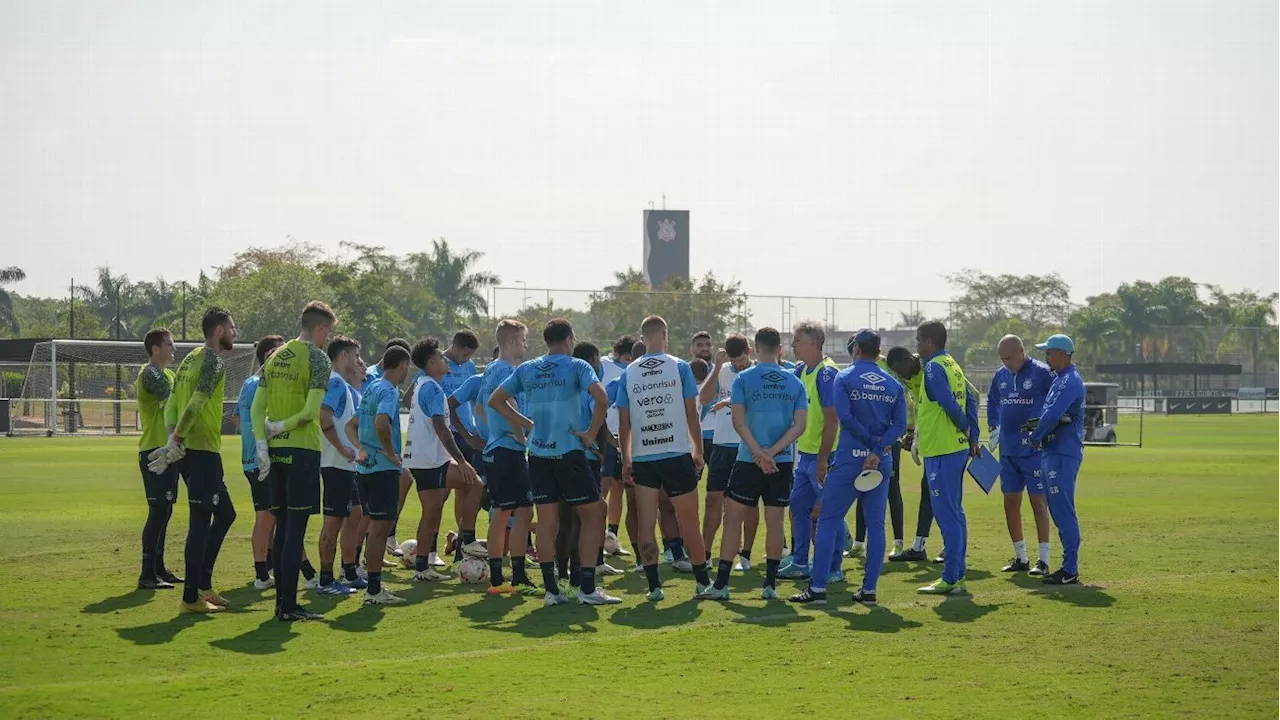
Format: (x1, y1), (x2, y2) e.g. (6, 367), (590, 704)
(602, 445), (622, 479)
(1000, 454), (1045, 496)
(706, 444), (738, 493)
(483, 447), (533, 510)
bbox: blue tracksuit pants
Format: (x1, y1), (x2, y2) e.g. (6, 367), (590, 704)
(791, 453), (844, 571)
(1042, 453), (1082, 575)
(924, 450), (968, 584)
(810, 451), (891, 592)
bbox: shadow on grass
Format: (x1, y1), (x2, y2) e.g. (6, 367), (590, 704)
(832, 605), (924, 634)
(456, 596), (601, 638)
(608, 596), (704, 630)
(930, 595), (1004, 623)
(719, 599), (814, 628)
(115, 612), (211, 645)
(83, 588), (161, 615)
(1031, 584), (1116, 608)
(329, 604), (386, 634)
(208, 616), (306, 654)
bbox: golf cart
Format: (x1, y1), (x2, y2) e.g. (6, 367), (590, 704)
(1083, 382), (1120, 445)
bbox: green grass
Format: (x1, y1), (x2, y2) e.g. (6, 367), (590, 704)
(1, 415), (1276, 718)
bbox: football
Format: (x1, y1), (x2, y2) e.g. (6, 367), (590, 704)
(399, 539), (418, 569)
(458, 556), (489, 584)
(603, 531), (621, 556)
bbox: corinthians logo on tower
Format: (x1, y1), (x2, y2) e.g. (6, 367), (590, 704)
(657, 218), (677, 243)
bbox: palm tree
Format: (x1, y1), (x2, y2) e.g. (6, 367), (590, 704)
(421, 238), (499, 329)
(0, 266), (25, 335)
(896, 310), (927, 330)
(76, 267), (137, 339)
(1068, 304), (1123, 367)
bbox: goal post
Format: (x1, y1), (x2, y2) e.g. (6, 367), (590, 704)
(9, 339), (257, 437)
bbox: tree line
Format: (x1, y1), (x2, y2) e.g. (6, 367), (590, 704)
(1, 249), (1275, 384)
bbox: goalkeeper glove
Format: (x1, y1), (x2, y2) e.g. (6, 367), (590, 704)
(146, 438), (185, 474)
(255, 440), (272, 481)
(910, 441), (921, 467)
(265, 419), (286, 438)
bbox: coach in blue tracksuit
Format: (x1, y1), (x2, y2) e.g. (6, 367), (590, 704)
(790, 329), (906, 606)
(987, 335), (1055, 576)
(1030, 334), (1086, 585)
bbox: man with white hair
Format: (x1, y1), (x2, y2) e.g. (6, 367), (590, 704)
(987, 335), (1054, 575)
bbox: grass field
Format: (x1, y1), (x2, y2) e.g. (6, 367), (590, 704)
(0, 414), (1276, 719)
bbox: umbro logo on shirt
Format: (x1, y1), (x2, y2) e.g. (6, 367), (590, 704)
(276, 347), (297, 361)
(860, 371), (888, 387)
(762, 371), (787, 384)
(536, 360), (558, 373)
(638, 357), (664, 371)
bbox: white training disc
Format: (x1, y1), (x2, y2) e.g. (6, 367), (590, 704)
(854, 469), (884, 492)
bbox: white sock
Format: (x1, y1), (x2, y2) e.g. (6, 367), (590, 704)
(1013, 540), (1028, 562)
(893, 539), (904, 550)
(912, 536), (926, 552)
(852, 541), (865, 550)
(1039, 542), (1051, 564)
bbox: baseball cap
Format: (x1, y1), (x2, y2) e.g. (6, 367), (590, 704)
(846, 328), (881, 354)
(1035, 334), (1075, 353)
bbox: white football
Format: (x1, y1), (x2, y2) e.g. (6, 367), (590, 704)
(603, 532), (621, 556)
(458, 556), (490, 584)
(399, 539), (418, 569)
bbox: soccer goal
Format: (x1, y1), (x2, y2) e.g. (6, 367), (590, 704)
(9, 340), (257, 437)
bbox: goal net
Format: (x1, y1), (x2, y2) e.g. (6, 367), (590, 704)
(9, 340), (257, 436)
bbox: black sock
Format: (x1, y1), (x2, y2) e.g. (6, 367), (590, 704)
(764, 558), (780, 589)
(693, 562), (711, 587)
(300, 559), (317, 581)
(661, 538), (672, 554)
(608, 523), (619, 536)
(569, 563), (582, 588)
(556, 556), (569, 580)
(643, 563), (661, 592)
(368, 571), (382, 596)
(579, 566), (596, 595)
(461, 529), (477, 546)
(415, 554), (431, 572)
(739, 548), (752, 561)
(140, 503), (166, 578)
(254, 561), (269, 582)
(320, 565), (335, 586)
(342, 562), (357, 582)
(540, 561), (559, 593)
(489, 558), (505, 586)
(354, 544), (362, 566)
(595, 548), (605, 567)
(631, 542), (641, 559)
(511, 557), (529, 585)
(715, 559), (732, 590)
(670, 537), (686, 561)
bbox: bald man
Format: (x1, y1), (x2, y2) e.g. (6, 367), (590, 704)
(986, 335), (1054, 574)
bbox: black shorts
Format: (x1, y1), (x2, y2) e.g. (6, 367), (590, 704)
(243, 470), (272, 512)
(410, 464), (450, 493)
(586, 458), (603, 492)
(138, 450), (180, 506)
(705, 444), (738, 493)
(602, 445), (622, 479)
(484, 447), (533, 510)
(321, 466), (360, 517)
(452, 431), (483, 467)
(726, 460), (794, 508)
(529, 451), (600, 506)
(179, 449), (227, 508)
(702, 438), (714, 464)
(357, 469), (401, 521)
(632, 454), (699, 498)
(268, 447), (321, 515)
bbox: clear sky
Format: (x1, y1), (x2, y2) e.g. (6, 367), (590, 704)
(2, 1), (1276, 304)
